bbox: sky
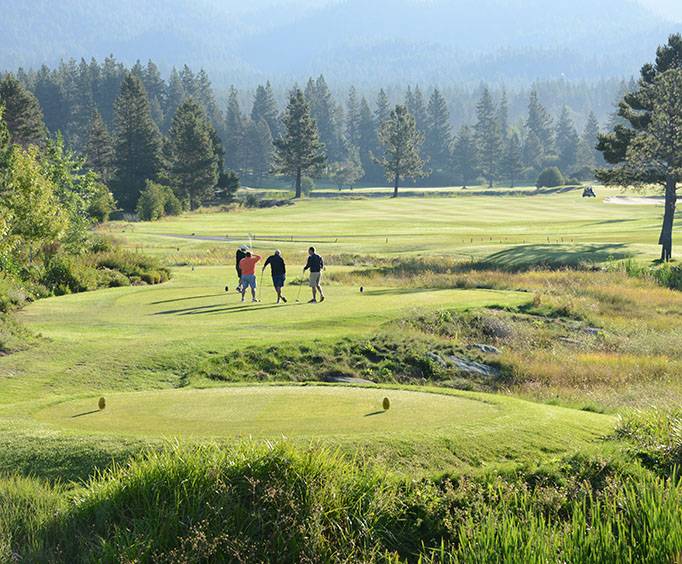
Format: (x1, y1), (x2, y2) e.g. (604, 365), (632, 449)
(638, 0), (682, 20)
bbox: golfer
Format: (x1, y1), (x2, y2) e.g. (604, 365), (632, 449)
(235, 245), (248, 292)
(238, 251), (261, 302)
(263, 250), (287, 304)
(303, 246), (325, 303)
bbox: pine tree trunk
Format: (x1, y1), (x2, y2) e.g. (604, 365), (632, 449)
(658, 175), (677, 262)
(295, 168), (302, 199)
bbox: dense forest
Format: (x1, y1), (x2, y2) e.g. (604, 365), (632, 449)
(1, 55), (617, 215)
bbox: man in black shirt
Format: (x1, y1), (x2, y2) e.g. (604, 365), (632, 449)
(234, 245), (247, 292)
(303, 246), (325, 303)
(263, 250), (288, 303)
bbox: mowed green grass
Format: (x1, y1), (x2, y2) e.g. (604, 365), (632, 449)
(30, 385), (613, 468)
(110, 187), (674, 265)
(0, 266), (529, 403)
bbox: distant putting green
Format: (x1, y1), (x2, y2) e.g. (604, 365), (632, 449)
(33, 385), (614, 465)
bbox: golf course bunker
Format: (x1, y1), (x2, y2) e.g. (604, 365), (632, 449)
(37, 386), (502, 439)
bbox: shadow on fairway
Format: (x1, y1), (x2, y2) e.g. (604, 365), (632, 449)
(194, 303), (308, 316)
(71, 410), (101, 418)
(364, 411), (386, 417)
(155, 303), (228, 315)
(481, 243), (631, 271)
(151, 293), (226, 305)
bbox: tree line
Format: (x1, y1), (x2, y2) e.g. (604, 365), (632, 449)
(0, 58), (610, 211)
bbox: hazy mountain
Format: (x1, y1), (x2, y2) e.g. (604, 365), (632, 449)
(2, 0), (680, 86)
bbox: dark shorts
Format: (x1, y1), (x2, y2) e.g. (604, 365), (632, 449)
(272, 274), (286, 288)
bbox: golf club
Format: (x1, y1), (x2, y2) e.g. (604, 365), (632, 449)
(295, 269), (305, 302)
(258, 269), (264, 302)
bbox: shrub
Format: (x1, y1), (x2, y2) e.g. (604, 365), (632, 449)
(536, 167), (565, 188)
(92, 249), (171, 284)
(42, 255), (99, 295)
(243, 193), (260, 208)
(136, 181), (182, 221)
(87, 185), (116, 223)
(301, 176), (315, 195)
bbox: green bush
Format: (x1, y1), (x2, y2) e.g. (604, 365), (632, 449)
(652, 263), (682, 290)
(301, 176), (315, 195)
(92, 249), (171, 284)
(536, 167), (565, 188)
(42, 255), (99, 295)
(136, 181), (182, 221)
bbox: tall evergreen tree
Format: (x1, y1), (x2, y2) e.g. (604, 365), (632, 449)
(555, 106), (579, 174)
(168, 98), (218, 210)
(474, 88), (502, 188)
(405, 85), (427, 134)
(345, 86), (361, 149)
(142, 60), (166, 128)
(305, 75), (342, 162)
(425, 88), (452, 174)
(224, 86), (244, 172)
(597, 35), (682, 261)
(374, 105), (426, 197)
(0, 73), (47, 148)
(251, 81), (279, 138)
(273, 88), (326, 198)
(526, 90), (554, 154)
(358, 97), (377, 180)
(85, 110), (114, 184)
(497, 88), (510, 142)
(111, 73), (162, 210)
(503, 131), (524, 187)
(245, 119), (274, 184)
(523, 130), (544, 175)
(451, 125), (478, 187)
(578, 111), (602, 169)
(163, 68), (185, 132)
(375, 89), (390, 128)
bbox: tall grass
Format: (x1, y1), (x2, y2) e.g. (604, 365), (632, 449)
(2, 443), (679, 562)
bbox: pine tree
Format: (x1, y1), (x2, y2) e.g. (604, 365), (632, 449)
(245, 119), (274, 184)
(425, 88), (452, 174)
(305, 75), (342, 162)
(195, 69), (222, 127)
(163, 68), (185, 132)
(578, 111), (602, 169)
(224, 86), (244, 172)
(474, 88), (502, 188)
(168, 98), (218, 210)
(0, 73), (47, 148)
(451, 125), (478, 187)
(497, 89), (510, 141)
(111, 73), (163, 210)
(503, 131), (524, 188)
(555, 107), (579, 175)
(251, 81), (279, 138)
(523, 131), (544, 176)
(374, 105), (426, 197)
(358, 97), (377, 180)
(273, 88), (326, 198)
(405, 85), (427, 134)
(85, 110), (115, 184)
(375, 89), (390, 128)
(142, 60), (166, 128)
(345, 86), (361, 149)
(526, 90), (554, 154)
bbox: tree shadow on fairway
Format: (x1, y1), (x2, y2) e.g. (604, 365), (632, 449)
(155, 303), (228, 315)
(364, 411), (386, 417)
(71, 410), (101, 418)
(480, 243), (631, 271)
(151, 293), (226, 305)
(195, 303), (308, 316)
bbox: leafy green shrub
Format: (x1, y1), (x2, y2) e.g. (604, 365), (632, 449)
(301, 176), (315, 195)
(92, 249), (171, 284)
(136, 181), (182, 221)
(243, 193), (260, 208)
(536, 167), (565, 188)
(651, 263), (682, 290)
(42, 255), (99, 295)
(87, 184), (116, 223)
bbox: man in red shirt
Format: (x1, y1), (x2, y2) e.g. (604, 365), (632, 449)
(238, 251), (262, 302)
